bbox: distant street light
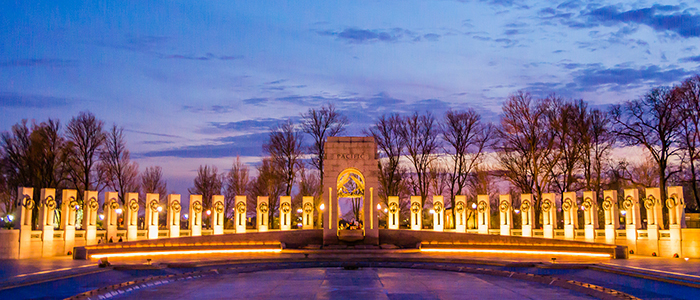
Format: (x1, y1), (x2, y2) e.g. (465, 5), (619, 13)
(297, 208), (303, 214)
(98, 214), (104, 221)
(115, 208), (123, 214)
(183, 213), (189, 220)
(206, 209), (211, 216)
(377, 203), (381, 210)
(471, 203), (477, 209)
(319, 203), (325, 211)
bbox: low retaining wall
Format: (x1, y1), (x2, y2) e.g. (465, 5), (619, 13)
(74, 229), (624, 259)
(380, 229), (624, 258)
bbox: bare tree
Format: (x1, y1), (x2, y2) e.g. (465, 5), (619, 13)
(249, 157), (284, 227)
(611, 87), (683, 202)
(675, 75), (700, 210)
(399, 112), (440, 207)
(497, 91), (560, 226)
(188, 165), (223, 209)
(223, 156), (250, 219)
(441, 109), (492, 211)
(1, 120), (34, 205)
(301, 103), (349, 185)
(66, 111), (105, 203)
(97, 125), (139, 204)
(548, 98), (587, 195)
(264, 120), (303, 196)
(367, 114), (406, 202)
(140, 166), (167, 206)
(1, 119), (69, 209)
(582, 108), (615, 196)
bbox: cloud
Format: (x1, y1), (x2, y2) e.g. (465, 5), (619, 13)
(136, 132), (269, 158)
(208, 118), (289, 133)
(319, 27), (446, 44)
(571, 65), (690, 91)
(681, 55), (700, 63)
(95, 35), (243, 61)
(0, 59), (76, 68)
(124, 129), (183, 139)
(319, 27), (413, 43)
(164, 53), (243, 61)
(0, 92), (75, 108)
(585, 4), (700, 38)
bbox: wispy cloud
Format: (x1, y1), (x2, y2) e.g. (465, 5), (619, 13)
(124, 129), (183, 139)
(0, 93), (75, 108)
(318, 27), (442, 44)
(0, 59), (76, 68)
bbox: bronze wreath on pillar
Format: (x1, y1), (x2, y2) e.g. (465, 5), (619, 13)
(410, 202), (421, 214)
(280, 202), (291, 214)
(388, 202), (398, 214)
(171, 200), (181, 213)
(541, 199), (552, 212)
(259, 202), (269, 213)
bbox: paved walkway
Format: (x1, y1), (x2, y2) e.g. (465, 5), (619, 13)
(116, 268), (596, 300)
(0, 256), (93, 279)
(606, 255), (700, 277)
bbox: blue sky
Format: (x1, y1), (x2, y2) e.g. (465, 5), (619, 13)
(2, 0), (700, 195)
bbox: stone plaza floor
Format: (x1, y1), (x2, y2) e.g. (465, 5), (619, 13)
(115, 267), (597, 300)
(3, 253), (700, 299)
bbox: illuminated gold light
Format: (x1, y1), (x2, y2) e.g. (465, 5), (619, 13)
(90, 248), (282, 259)
(421, 248), (611, 258)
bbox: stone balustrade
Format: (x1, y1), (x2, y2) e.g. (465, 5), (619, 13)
(4, 186), (699, 259)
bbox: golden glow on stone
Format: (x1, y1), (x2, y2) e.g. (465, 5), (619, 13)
(420, 248), (612, 258)
(90, 248), (282, 259)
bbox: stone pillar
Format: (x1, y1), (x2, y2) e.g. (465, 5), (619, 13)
(83, 191), (99, 245)
(167, 194), (181, 238)
(644, 188), (664, 251)
(667, 186), (684, 256)
(279, 196), (292, 231)
(387, 196), (400, 230)
(477, 194), (490, 234)
(61, 189), (78, 254)
(541, 193), (556, 239)
(602, 190), (619, 245)
(582, 191), (598, 242)
(302, 196), (314, 229)
(125, 193), (139, 241)
(144, 193), (160, 240)
(211, 195), (225, 235)
(410, 196), (422, 230)
(644, 187), (662, 254)
(257, 196), (269, 232)
(234, 195), (246, 233)
(622, 189), (641, 253)
(454, 195), (467, 233)
(189, 195), (203, 237)
(16, 187), (34, 259)
(499, 194), (512, 236)
(520, 194), (534, 237)
(39, 188), (56, 256)
(432, 196), (444, 231)
(562, 192), (577, 240)
(103, 192), (119, 243)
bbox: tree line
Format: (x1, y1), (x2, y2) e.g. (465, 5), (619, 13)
(0, 112), (168, 220)
(2, 74), (699, 230)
